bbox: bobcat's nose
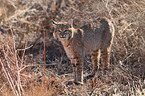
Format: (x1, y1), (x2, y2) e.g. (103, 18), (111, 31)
(59, 34), (66, 38)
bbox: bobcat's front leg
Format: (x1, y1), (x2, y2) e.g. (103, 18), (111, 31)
(71, 58), (83, 84)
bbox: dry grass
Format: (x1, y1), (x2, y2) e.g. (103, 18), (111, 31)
(0, 0), (145, 95)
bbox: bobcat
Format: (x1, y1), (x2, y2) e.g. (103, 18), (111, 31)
(52, 17), (115, 84)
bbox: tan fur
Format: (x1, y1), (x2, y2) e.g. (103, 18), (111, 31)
(52, 17), (115, 84)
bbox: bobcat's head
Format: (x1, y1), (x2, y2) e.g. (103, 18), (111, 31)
(52, 19), (76, 41)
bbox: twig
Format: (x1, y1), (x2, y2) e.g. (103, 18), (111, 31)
(11, 26), (22, 96)
(0, 59), (19, 96)
(42, 17), (46, 93)
(17, 45), (33, 51)
(0, 82), (6, 92)
(19, 65), (37, 72)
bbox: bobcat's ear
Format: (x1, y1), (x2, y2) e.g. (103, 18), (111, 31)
(68, 19), (73, 27)
(52, 20), (58, 25)
(53, 31), (59, 40)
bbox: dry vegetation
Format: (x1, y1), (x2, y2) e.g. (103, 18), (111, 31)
(0, 0), (145, 95)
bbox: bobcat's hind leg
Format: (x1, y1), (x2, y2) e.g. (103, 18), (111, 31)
(101, 46), (111, 72)
(91, 50), (100, 76)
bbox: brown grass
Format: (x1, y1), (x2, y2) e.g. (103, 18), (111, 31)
(0, 0), (145, 95)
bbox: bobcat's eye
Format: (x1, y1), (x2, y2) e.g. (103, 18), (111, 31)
(63, 30), (67, 33)
(58, 30), (61, 33)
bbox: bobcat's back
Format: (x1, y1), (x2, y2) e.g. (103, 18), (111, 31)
(53, 17), (114, 57)
(75, 17), (114, 54)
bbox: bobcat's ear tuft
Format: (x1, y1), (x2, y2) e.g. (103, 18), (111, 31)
(68, 19), (73, 27)
(52, 20), (58, 25)
(69, 27), (76, 39)
(53, 32), (59, 40)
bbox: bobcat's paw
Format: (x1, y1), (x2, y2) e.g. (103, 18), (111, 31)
(84, 74), (95, 83)
(67, 81), (83, 86)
